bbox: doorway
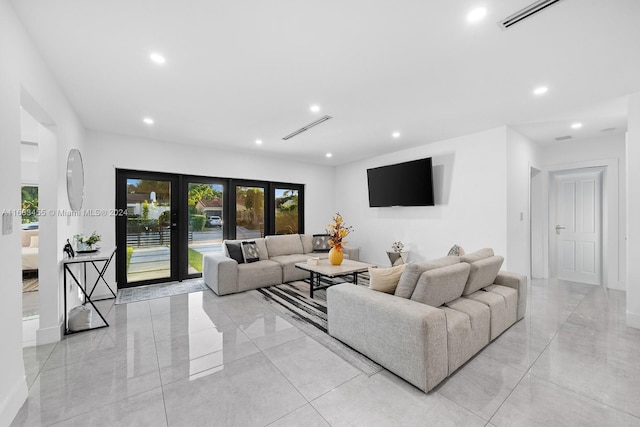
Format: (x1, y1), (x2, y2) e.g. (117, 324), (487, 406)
(550, 168), (604, 285)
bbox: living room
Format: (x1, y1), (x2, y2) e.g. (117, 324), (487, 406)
(2, 0), (640, 425)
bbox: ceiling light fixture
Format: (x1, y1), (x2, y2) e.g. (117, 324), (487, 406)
(255, 139), (263, 145)
(310, 105), (320, 113)
(392, 132), (401, 139)
(326, 153), (332, 158)
(571, 123), (583, 129)
(533, 86), (548, 95)
(143, 117), (154, 125)
(149, 53), (166, 64)
(467, 7), (487, 23)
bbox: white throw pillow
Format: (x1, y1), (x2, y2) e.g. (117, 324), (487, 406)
(29, 236), (39, 248)
(368, 264), (406, 294)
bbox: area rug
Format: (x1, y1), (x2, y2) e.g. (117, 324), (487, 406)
(254, 277), (382, 376)
(115, 279), (210, 304)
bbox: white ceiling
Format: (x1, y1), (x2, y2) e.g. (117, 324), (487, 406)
(11, 0), (640, 165)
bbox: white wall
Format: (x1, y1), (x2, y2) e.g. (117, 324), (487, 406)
(334, 127), (509, 267)
(627, 93), (640, 328)
(538, 133), (626, 290)
(506, 128), (540, 277)
(0, 0), (85, 423)
(82, 130), (336, 288)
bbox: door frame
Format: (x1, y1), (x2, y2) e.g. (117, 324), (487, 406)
(549, 167), (604, 285)
(532, 158), (621, 289)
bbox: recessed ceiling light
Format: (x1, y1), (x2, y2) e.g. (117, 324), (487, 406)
(326, 153), (332, 158)
(143, 117), (154, 125)
(255, 139), (263, 145)
(533, 86), (548, 95)
(310, 105), (320, 113)
(149, 53), (166, 64)
(571, 123), (583, 129)
(467, 7), (487, 23)
(392, 132), (401, 139)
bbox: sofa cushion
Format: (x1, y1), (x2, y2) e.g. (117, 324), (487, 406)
(265, 234), (304, 257)
(410, 263), (470, 307)
(462, 255), (504, 295)
(394, 256), (460, 299)
(301, 234), (313, 254)
(237, 260), (282, 292)
(465, 285), (518, 340)
(312, 234), (331, 252)
(270, 254), (310, 282)
(459, 248), (494, 263)
(368, 264), (406, 294)
(225, 242), (244, 264)
(441, 298), (490, 373)
(22, 229), (38, 248)
(29, 235), (39, 248)
(241, 241), (260, 263)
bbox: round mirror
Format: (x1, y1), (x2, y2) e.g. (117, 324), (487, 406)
(66, 149), (84, 211)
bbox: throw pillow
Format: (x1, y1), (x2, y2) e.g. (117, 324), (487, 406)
(29, 235), (39, 248)
(369, 264), (406, 294)
(241, 241), (260, 263)
(447, 244), (464, 256)
(225, 242), (244, 264)
(312, 234), (331, 252)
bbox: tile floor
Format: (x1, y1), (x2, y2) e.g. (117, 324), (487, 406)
(12, 278), (640, 426)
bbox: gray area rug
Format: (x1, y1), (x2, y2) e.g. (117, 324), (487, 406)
(115, 279), (210, 304)
(253, 277), (382, 377)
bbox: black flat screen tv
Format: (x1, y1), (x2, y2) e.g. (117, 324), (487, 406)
(367, 158), (435, 207)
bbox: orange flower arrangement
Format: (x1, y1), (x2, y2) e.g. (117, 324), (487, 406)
(326, 212), (353, 250)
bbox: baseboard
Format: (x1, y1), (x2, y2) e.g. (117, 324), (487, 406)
(607, 280), (626, 291)
(36, 321), (63, 345)
(627, 311), (640, 330)
(0, 376), (27, 426)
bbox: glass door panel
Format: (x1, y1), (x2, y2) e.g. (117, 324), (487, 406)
(125, 178), (173, 284)
(274, 188), (299, 234)
(186, 182), (224, 275)
(235, 186), (264, 238)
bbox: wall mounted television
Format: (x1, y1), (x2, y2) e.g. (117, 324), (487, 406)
(367, 157), (435, 207)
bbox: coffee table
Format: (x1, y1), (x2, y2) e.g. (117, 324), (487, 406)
(295, 259), (376, 298)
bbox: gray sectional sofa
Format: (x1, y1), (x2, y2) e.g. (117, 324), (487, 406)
(203, 233), (359, 295)
(327, 248), (526, 393)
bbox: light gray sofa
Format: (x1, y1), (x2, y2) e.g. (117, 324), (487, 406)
(327, 248), (526, 393)
(203, 233), (359, 295)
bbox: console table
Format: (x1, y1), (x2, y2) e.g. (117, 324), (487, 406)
(62, 247), (116, 334)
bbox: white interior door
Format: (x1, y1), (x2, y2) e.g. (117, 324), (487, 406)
(554, 170), (602, 285)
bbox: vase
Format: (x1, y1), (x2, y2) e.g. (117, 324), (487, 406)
(328, 247), (344, 265)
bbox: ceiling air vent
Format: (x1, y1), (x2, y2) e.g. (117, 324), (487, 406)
(499, 0), (564, 30)
(555, 135), (572, 142)
(601, 127), (616, 132)
(282, 115), (333, 140)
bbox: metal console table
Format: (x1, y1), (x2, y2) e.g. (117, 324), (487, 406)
(62, 247), (116, 335)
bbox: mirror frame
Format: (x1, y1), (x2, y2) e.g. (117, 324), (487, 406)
(66, 148), (84, 211)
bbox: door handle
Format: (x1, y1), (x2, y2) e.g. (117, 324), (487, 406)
(555, 225), (566, 234)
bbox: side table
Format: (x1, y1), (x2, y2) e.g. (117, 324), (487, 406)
(387, 251), (409, 266)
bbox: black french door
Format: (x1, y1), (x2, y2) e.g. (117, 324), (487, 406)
(116, 170), (179, 288)
(116, 170), (304, 288)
